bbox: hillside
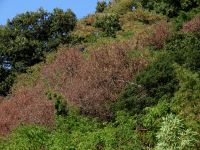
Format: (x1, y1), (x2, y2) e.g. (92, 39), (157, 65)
(0, 0), (200, 149)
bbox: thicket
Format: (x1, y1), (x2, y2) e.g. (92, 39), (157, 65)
(0, 68), (15, 95)
(96, 1), (107, 13)
(155, 114), (198, 150)
(42, 43), (146, 118)
(0, 111), (143, 150)
(141, 0), (200, 17)
(0, 87), (55, 135)
(93, 13), (121, 37)
(0, 8), (76, 95)
(106, 0), (137, 15)
(165, 33), (200, 71)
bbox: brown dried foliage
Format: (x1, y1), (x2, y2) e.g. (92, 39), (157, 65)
(42, 43), (146, 118)
(0, 87), (55, 136)
(0, 96), (4, 104)
(84, 14), (96, 26)
(182, 15), (200, 33)
(146, 21), (171, 49)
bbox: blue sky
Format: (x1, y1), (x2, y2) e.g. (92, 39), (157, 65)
(0, 0), (97, 25)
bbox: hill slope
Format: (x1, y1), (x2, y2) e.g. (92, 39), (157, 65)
(0, 0), (200, 149)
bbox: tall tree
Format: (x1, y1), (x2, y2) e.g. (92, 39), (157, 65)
(0, 8), (77, 95)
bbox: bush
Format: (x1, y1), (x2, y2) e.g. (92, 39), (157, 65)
(172, 65), (200, 133)
(126, 8), (165, 24)
(0, 125), (49, 150)
(0, 88), (55, 135)
(147, 21), (171, 49)
(155, 114), (198, 150)
(0, 70), (16, 95)
(106, 0), (137, 15)
(47, 111), (142, 150)
(136, 55), (178, 99)
(165, 33), (200, 71)
(173, 11), (192, 30)
(141, 0), (200, 18)
(46, 90), (68, 116)
(182, 14), (200, 33)
(112, 83), (155, 115)
(96, 1), (107, 13)
(140, 102), (171, 147)
(0, 111), (142, 150)
(94, 13), (121, 37)
(42, 44), (146, 119)
(83, 14), (96, 26)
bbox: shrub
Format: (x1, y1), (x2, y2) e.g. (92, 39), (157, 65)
(106, 0), (137, 15)
(173, 11), (192, 30)
(46, 90), (68, 116)
(83, 14), (96, 26)
(0, 72), (16, 96)
(0, 88), (55, 135)
(47, 111), (142, 150)
(112, 83), (155, 115)
(140, 102), (171, 147)
(42, 44), (146, 118)
(127, 8), (165, 24)
(0, 96), (4, 104)
(141, 0), (200, 18)
(136, 55), (178, 99)
(147, 21), (171, 49)
(155, 114), (198, 150)
(165, 33), (200, 71)
(96, 1), (107, 13)
(0, 125), (49, 150)
(172, 65), (200, 133)
(70, 26), (103, 44)
(94, 13), (121, 37)
(182, 14), (200, 33)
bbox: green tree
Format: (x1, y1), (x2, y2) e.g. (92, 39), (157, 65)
(141, 0), (199, 17)
(96, 1), (107, 13)
(94, 13), (121, 37)
(172, 65), (200, 133)
(4, 8), (76, 67)
(48, 8), (77, 49)
(0, 8), (76, 95)
(165, 33), (200, 71)
(136, 55), (178, 99)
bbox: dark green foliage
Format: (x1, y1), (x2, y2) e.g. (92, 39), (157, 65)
(3, 8), (76, 67)
(141, 0), (200, 17)
(136, 56), (178, 99)
(112, 84), (155, 115)
(46, 91), (68, 116)
(96, 1), (107, 13)
(0, 68), (15, 95)
(165, 33), (200, 71)
(48, 8), (77, 48)
(173, 11), (192, 30)
(172, 65), (200, 133)
(94, 13), (121, 37)
(0, 8), (76, 95)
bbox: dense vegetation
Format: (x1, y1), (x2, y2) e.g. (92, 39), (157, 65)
(0, 8), (76, 95)
(0, 0), (200, 149)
